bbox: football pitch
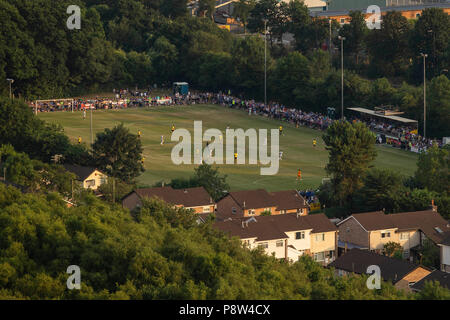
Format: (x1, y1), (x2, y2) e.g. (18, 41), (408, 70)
(38, 104), (419, 192)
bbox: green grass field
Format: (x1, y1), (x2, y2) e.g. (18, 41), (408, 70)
(38, 104), (419, 192)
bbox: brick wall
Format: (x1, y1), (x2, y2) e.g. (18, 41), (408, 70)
(338, 217), (369, 248)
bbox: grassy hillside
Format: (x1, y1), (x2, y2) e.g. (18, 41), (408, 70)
(38, 104), (418, 191)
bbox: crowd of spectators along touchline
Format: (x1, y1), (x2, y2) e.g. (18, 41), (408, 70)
(30, 87), (443, 153)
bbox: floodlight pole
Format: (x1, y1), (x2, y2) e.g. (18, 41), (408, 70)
(338, 36), (345, 120)
(264, 19), (267, 107)
(90, 105), (93, 145)
(421, 53), (428, 139)
(6, 78), (14, 99)
(329, 19), (332, 56)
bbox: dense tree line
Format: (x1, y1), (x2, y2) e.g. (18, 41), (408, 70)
(318, 121), (450, 219)
(1, 0), (448, 137)
(2, 181), (449, 300)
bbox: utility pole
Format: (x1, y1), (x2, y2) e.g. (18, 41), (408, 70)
(420, 53), (428, 139)
(338, 36), (345, 120)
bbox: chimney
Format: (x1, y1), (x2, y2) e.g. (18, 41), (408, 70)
(184, 189), (188, 194)
(210, 197), (213, 204)
(241, 221), (245, 228)
(243, 201), (246, 208)
(430, 199), (438, 212)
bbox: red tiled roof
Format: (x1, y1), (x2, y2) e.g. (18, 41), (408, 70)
(213, 213), (336, 241)
(344, 210), (450, 244)
(268, 190), (309, 211)
(349, 211), (395, 231)
(228, 189), (274, 209)
(135, 186), (213, 208)
(329, 249), (422, 284)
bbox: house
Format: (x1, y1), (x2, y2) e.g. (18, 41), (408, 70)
(438, 235), (450, 273)
(122, 186), (216, 213)
(213, 213), (337, 265)
(63, 164), (108, 191)
(329, 249), (432, 292)
(215, 189), (309, 221)
(411, 269), (450, 292)
(337, 209), (450, 260)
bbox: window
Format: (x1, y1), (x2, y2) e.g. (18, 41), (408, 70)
(232, 207), (237, 214)
(276, 240), (284, 247)
(340, 18), (345, 24)
(314, 252), (325, 261)
(296, 231), (305, 240)
(280, 210), (286, 214)
(400, 232), (409, 240)
(248, 209), (255, 215)
(434, 227), (443, 234)
(403, 250), (410, 259)
(381, 231), (391, 238)
(416, 13), (420, 18)
(202, 206), (210, 213)
(258, 242), (268, 249)
(315, 233), (325, 242)
(85, 179), (95, 187)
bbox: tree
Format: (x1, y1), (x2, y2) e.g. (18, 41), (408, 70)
(410, 8), (450, 81)
(197, 0), (216, 19)
(233, 0), (256, 34)
(383, 241), (403, 258)
(231, 36), (269, 98)
(148, 36), (179, 85)
(160, 0), (188, 19)
(370, 78), (397, 107)
(415, 144), (450, 194)
(419, 239), (440, 269)
(353, 169), (404, 213)
(270, 51), (311, 108)
(282, 0), (312, 53)
(322, 121), (377, 210)
(0, 145), (36, 188)
(427, 75), (450, 138)
(366, 11), (412, 77)
(247, 0), (282, 44)
(417, 281), (450, 300)
(337, 10), (368, 66)
(92, 123), (144, 182)
(193, 163), (229, 202)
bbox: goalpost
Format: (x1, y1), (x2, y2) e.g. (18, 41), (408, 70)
(34, 98), (75, 115)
